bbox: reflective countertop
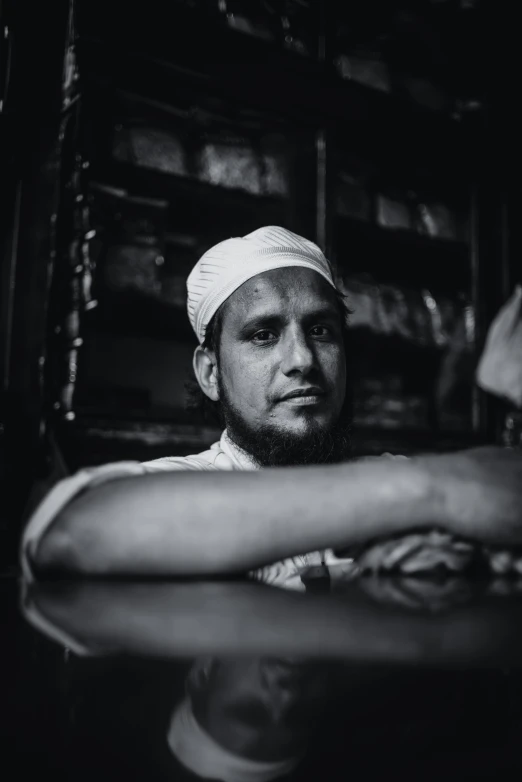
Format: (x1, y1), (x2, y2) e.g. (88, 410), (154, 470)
(4, 574), (522, 782)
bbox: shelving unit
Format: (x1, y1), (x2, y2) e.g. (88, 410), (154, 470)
(45, 1), (496, 461)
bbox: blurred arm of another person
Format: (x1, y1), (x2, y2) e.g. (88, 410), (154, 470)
(26, 445), (522, 578)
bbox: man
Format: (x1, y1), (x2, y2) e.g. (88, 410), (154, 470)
(21, 226), (522, 583)
(168, 653), (334, 782)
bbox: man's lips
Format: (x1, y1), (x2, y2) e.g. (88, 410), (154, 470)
(279, 387), (326, 402)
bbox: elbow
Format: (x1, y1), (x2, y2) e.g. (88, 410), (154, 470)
(30, 515), (86, 576)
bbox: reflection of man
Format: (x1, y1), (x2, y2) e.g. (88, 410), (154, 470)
(22, 226), (522, 582)
(168, 656), (328, 782)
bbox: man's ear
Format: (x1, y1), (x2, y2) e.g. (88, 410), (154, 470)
(193, 346), (220, 402)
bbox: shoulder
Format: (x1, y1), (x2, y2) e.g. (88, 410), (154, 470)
(141, 441), (235, 472)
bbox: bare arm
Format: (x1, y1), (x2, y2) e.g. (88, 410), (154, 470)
(23, 580), (522, 666)
(32, 446), (522, 577)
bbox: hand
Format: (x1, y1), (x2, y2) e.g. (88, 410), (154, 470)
(347, 528), (522, 579)
(354, 530), (478, 576)
(356, 574), (476, 613)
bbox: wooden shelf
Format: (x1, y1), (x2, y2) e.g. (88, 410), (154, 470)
(339, 216), (467, 252)
(349, 329), (446, 355)
(93, 160), (286, 213)
(57, 414), (221, 469)
(89, 161), (289, 239)
(335, 217), (470, 292)
(350, 425), (487, 456)
(83, 290), (194, 343)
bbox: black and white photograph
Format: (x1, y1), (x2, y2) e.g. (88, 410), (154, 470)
(1, 2), (522, 780)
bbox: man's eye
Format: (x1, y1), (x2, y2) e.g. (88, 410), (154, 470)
(309, 325), (330, 337)
(252, 330), (276, 342)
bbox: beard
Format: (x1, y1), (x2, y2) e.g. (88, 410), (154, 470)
(218, 379), (353, 467)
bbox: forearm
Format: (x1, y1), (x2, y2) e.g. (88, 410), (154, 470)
(34, 458), (441, 576)
(25, 580), (522, 666)
(32, 445), (522, 577)
(20, 580), (450, 661)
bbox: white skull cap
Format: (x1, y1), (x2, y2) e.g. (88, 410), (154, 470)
(187, 225), (336, 343)
(167, 696), (302, 782)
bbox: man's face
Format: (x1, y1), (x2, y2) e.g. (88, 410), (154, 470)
(188, 657), (327, 761)
(214, 267), (348, 462)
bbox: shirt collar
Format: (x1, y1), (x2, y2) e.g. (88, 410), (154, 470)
(220, 430), (260, 470)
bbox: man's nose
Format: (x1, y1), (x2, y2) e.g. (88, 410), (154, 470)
(280, 330), (316, 376)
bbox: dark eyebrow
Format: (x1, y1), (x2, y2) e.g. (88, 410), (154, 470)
(239, 306), (341, 336)
(302, 307), (342, 324)
(238, 314), (284, 336)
